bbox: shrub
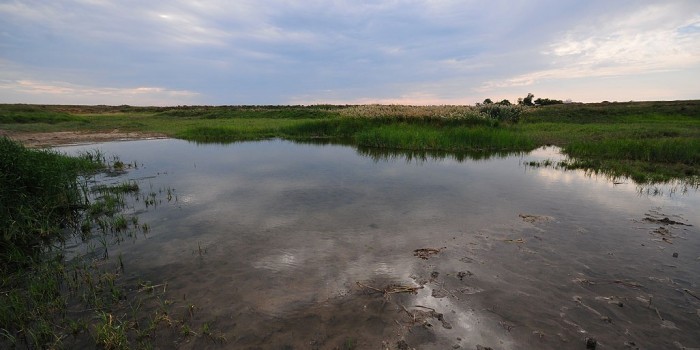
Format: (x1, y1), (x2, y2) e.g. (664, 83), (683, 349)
(478, 104), (523, 123)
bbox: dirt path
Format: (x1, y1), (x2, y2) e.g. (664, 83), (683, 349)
(0, 129), (167, 148)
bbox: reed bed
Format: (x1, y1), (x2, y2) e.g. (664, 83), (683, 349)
(338, 104), (483, 120)
(562, 138), (700, 183)
(337, 104), (523, 123)
(355, 125), (536, 152)
(564, 138), (700, 165)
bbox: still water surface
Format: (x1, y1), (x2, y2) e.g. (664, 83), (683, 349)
(61, 139), (700, 349)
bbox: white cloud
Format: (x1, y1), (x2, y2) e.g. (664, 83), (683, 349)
(0, 1), (698, 104)
(0, 79), (199, 106)
(300, 95), (456, 106)
(481, 3), (700, 91)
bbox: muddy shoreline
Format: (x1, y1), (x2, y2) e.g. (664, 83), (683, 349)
(0, 129), (167, 148)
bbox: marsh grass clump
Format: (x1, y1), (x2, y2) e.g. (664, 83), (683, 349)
(0, 137), (105, 347)
(564, 138), (700, 165)
(561, 138), (700, 183)
(92, 181), (140, 195)
(0, 137), (100, 267)
(280, 118), (381, 138)
(89, 188), (136, 225)
(355, 125), (536, 152)
(94, 312), (130, 350)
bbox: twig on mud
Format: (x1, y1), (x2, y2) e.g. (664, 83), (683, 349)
(574, 278), (643, 289)
(613, 280), (643, 288)
(400, 304), (416, 322)
(356, 281), (384, 293)
(395, 319), (413, 334)
(137, 283), (168, 293)
(387, 285), (422, 294)
(655, 307), (663, 321)
(414, 305), (436, 312)
(356, 281), (423, 297)
(684, 289), (700, 301)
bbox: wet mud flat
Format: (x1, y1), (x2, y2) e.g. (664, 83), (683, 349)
(58, 139), (700, 349)
(113, 210), (699, 350)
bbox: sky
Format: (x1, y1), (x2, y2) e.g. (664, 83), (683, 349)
(0, 0), (699, 106)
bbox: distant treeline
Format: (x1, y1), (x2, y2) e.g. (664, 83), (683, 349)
(481, 93), (564, 107)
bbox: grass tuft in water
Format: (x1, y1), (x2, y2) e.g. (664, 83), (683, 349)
(564, 138), (700, 165)
(94, 312), (130, 350)
(355, 125), (536, 152)
(562, 138), (700, 183)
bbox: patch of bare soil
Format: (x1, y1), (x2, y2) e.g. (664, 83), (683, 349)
(0, 129), (167, 148)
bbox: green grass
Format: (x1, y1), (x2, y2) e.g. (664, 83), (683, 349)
(522, 100), (700, 123)
(355, 124), (535, 152)
(0, 137), (104, 347)
(94, 312), (129, 350)
(92, 181), (140, 195)
(564, 138), (699, 165)
(0, 104), (87, 124)
(515, 101), (700, 182)
(560, 138), (700, 183)
(0, 137), (101, 267)
(1, 101), (699, 183)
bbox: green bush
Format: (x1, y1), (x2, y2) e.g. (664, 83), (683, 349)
(478, 104), (523, 123)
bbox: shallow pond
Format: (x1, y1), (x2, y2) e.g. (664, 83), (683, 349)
(61, 139), (700, 349)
